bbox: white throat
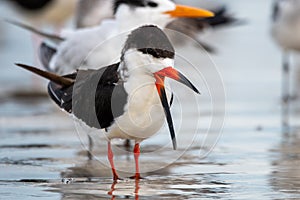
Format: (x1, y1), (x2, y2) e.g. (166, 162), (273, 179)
(119, 49), (174, 81)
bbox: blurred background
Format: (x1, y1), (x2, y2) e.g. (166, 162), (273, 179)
(1, 0), (300, 199)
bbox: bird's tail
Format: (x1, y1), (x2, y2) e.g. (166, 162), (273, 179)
(39, 42), (57, 72)
(5, 19), (64, 44)
(15, 63), (73, 86)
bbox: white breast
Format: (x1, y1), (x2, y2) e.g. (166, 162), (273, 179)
(107, 74), (172, 142)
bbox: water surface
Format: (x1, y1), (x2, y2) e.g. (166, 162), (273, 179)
(1, 0), (300, 199)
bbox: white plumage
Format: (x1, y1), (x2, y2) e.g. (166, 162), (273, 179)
(76, 0), (114, 28)
(108, 50), (173, 142)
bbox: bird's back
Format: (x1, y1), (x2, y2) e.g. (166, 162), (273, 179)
(48, 63), (128, 129)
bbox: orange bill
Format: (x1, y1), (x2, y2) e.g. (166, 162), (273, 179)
(164, 4), (214, 18)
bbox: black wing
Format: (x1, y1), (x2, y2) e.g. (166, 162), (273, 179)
(48, 63), (128, 129)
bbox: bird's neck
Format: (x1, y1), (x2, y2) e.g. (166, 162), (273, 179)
(119, 61), (154, 84)
(119, 55), (173, 110)
(119, 50), (174, 80)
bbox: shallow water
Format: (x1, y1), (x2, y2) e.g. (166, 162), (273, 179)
(1, 0), (300, 199)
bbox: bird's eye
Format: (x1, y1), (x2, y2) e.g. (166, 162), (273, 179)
(146, 48), (157, 57)
(147, 1), (158, 7)
(146, 48), (153, 54)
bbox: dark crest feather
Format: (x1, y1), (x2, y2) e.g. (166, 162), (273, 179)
(122, 25), (175, 59)
(113, 0), (146, 14)
(12, 0), (53, 10)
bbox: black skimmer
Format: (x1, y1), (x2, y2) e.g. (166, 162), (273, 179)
(5, 0), (77, 89)
(34, 0), (214, 75)
(16, 25), (200, 180)
(271, 0), (300, 126)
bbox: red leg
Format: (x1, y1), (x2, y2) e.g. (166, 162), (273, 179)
(107, 181), (117, 197)
(131, 143), (142, 180)
(108, 142), (119, 181)
(134, 178), (140, 199)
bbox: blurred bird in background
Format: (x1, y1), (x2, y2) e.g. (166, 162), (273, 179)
(271, 0), (300, 126)
(75, 0), (239, 53)
(38, 0), (214, 75)
(75, 0), (114, 29)
(5, 0), (77, 66)
(7, 0), (77, 30)
(3, 0), (77, 92)
(5, 0), (77, 47)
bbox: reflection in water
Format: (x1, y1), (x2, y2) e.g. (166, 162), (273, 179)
(0, 94), (231, 198)
(107, 181), (117, 199)
(134, 179), (140, 200)
(50, 150), (231, 200)
(270, 133), (300, 198)
(108, 179), (140, 200)
(46, 173), (230, 200)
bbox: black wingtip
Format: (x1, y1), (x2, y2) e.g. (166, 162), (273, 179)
(15, 63), (42, 74)
(15, 63), (73, 86)
(15, 63), (29, 69)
